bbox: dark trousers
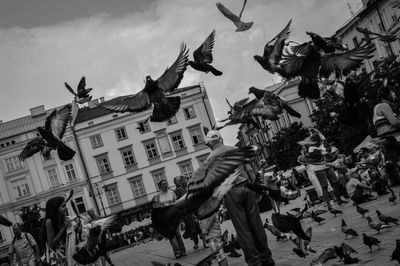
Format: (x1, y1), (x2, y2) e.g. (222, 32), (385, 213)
(225, 186), (274, 266)
(314, 168), (343, 205)
(351, 186), (369, 204)
(169, 228), (186, 257)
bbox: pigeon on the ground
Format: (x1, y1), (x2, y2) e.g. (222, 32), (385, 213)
(271, 213), (310, 241)
(293, 247), (308, 258)
(367, 216), (391, 234)
(254, 19), (291, 75)
(18, 104), (75, 161)
(64, 76), (93, 104)
(0, 214), (12, 227)
(334, 245), (344, 261)
(341, 219), (358, 239)
(356, 204), (369, 217)
(376, 210), (399, 225)
(151, 145), (262, 239)
(248, 87), (301, 119)
(343, 253), (360, 264)
(388, 187), (397, 204)
(390, 239), (400, 263)
(341, 243), (358, 255)
(329, 207), (343, 217)
(189, 30), (222, 76)
(311, 211), (325, 225)
(311, 248), (338, 265)
(97, 44), (189, 122)
(362, 233), (381, 253)
(216, 0), (253, 32)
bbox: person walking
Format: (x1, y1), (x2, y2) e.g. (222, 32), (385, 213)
(8, 223), (40, 266)
(204, 130), (275, 266)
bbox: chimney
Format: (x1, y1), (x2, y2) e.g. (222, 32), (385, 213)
(99, 97), (105, 103)
(88, 99), (99, 109)
(30, 105), (46, 117)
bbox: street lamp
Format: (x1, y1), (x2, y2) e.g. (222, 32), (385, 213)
(93, 181), (108, 216)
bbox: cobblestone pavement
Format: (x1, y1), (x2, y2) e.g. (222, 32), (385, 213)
(110, 186), (400, 266)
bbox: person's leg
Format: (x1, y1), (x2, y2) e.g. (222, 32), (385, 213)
(169, 236), (181, 258)
(326, 168), (347, 204)
(244, 187), (274, 266)
(351, 186), (365, 204)
(314, 169), (332, 207)
(175, 228), (186, 256)
(225, 187), (262, 266)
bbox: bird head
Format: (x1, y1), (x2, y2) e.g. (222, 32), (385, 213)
(253, 55), (262, 62)
(376, 210), (380, 215)
(187, 61), (194, 67)
(248, 86), (256, 95)
(341, 219), (346, 226)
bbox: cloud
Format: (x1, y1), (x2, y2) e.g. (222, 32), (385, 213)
(0, 0), (361, 145)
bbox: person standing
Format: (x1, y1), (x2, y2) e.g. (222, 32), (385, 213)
(8, 223), (40, 266)
(204, 130), (275, 266)
(153, 179), (186, 259)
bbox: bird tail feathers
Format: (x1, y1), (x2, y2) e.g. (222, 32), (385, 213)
(209, 66), (223, 76)
(284, 104), (301, 118)
(298, 79), (320, 99)
(150, 96), (181, 122)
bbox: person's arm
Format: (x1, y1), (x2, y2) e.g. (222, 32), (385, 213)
(381, 103), (400, 127)
(46, 219), (69, 250)
(26, 233), (40, 260)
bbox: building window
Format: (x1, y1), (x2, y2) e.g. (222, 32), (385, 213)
(167, 115), (178, 125)
(105, 185), (121, 206)
(178, 160), (194, 179)
(378, 22), (384, 32)
(144, 142), (159, 159)
(151, 169), (167, 189)
(96, 155), (112, 175)
(170, 132), (185, 150)
(183, 106), (196, 120)
(352, 36), (358, 48)
(4, 156), (24, 172)
(188, 126), (204, 145)
(42, 151), (53, 161)
(90, 135), (103, 149)
(64, 163), (77, 182)
(47, 168), (60, 187)
(11, 178), (31, 199)
(74, 196), (86, 214)
(120, 147), (136, 167)
(0, 229), (3, 243)
(138, 120), (151, 133)
(196, 153), (210, 167)
(115, 127), (128, 141)
(130, 176), (146, 198)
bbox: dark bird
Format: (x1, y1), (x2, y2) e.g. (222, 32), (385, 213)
(311, 248), (338, 265)
(329, 207), (343, 217)
(64, 76), (93, 104)
(356, 27), (398, 43)
(216, 0), (253, 32)
(217, 98), (260, 130)
(367, 216), (391, 234)
(254, 19), (291, 75)
(280, 43), (375, 99)
(343, 253), (360, 264)
(248, 87), (301, 119)
(305, 31), (348, 53)
(311, 211), (325, 225)
(376, 210), (399, 225)
(388, 187), (397, 204)
(341, 243), (358, 255)
(362, 233), (381, 253)
(97, 44), (189, 122)
(341, 219), (358, 239)
(271, 213), (310, 241)
(313, 209), (327, 216)
(293, 247), (308, 258)
(18, 104), (75, 161)
(151, 145), (262, 239)
(390, 239), (400, 263)
(356, 204), (369, 217)
(189, 30), (222, 76)
(334, 245), (344, 261)
(135, 116), (151, 133)
(264, 218), (286, 241)
(0, 214), (12, 227)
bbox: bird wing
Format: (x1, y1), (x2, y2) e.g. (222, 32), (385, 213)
(216, 2), (240, 23)
(18, 138), (46, 161)
(77, 76), (86, 96)
(91, 215), (118, 230)
(156, 43), (189, 93)
(193, 30), (215, 64)
(187, 145), (262, 193)
(356, 27), (383, 37)
(45, 104), (72, 139)
(267, 19), (292, 64)
(233, 97), (251, 110)
(320, 44), (375, 78)
(97, 91), (152, 113)
(290, 42), (312, 55)
(0, 214), (12, 227)
(279, 53), (305, 79)
(64, 82), (77, 96)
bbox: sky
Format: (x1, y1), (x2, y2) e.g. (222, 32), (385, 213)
(0, 0), (363, 145)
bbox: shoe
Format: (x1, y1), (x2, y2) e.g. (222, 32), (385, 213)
(193, 244), (199, 249)
(261, 258), (276, 266)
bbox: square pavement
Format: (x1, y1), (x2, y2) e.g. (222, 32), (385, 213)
(110, 186), (400, 266)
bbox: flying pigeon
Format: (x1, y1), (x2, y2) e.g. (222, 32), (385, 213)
(0, 214), (12, 227)
(362, 233), (381, 253)
(217, 98), (260, 130)
(18, 104), (75, 161)
(271, 213), (310, 241)
(305, 31), (348, 53)
(280, 42), (375, 99)
(264, 218), (286, 241)
(64, 76), (93, 104)
(189, 30), (222, 76)
(248, 87), (301, 119)
(151, 144), (262, 239)
(356, 26), (398, 43)
(254, 19), (292, 75)
(216, 0), (253, 32)
(97, 43), (189, 122)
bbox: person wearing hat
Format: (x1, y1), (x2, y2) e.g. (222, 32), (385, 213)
(8, 223), (40, 266)
(204, 130), (275, 266)
(346, 168), (377, 204)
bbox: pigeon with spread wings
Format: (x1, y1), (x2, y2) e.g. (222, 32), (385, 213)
(217, 98), (261, 130)
(189, 30), (222, 76)
(151, 144), (262, 239)
(64, 76), (93, 104)
(18, 104), (75, 161)
(216, 0), (253, 32)
(305, 31), (348, 54)
(254, 19), (292, 75)
(98, 43), (189, 122)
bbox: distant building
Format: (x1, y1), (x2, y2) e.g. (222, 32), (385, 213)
(0, 104), (91, 260)
(74, 84), (216, 223)
(333, 0), (400, 72)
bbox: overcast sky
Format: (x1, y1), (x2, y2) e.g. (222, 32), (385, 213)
(0, 0), (363, 145)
